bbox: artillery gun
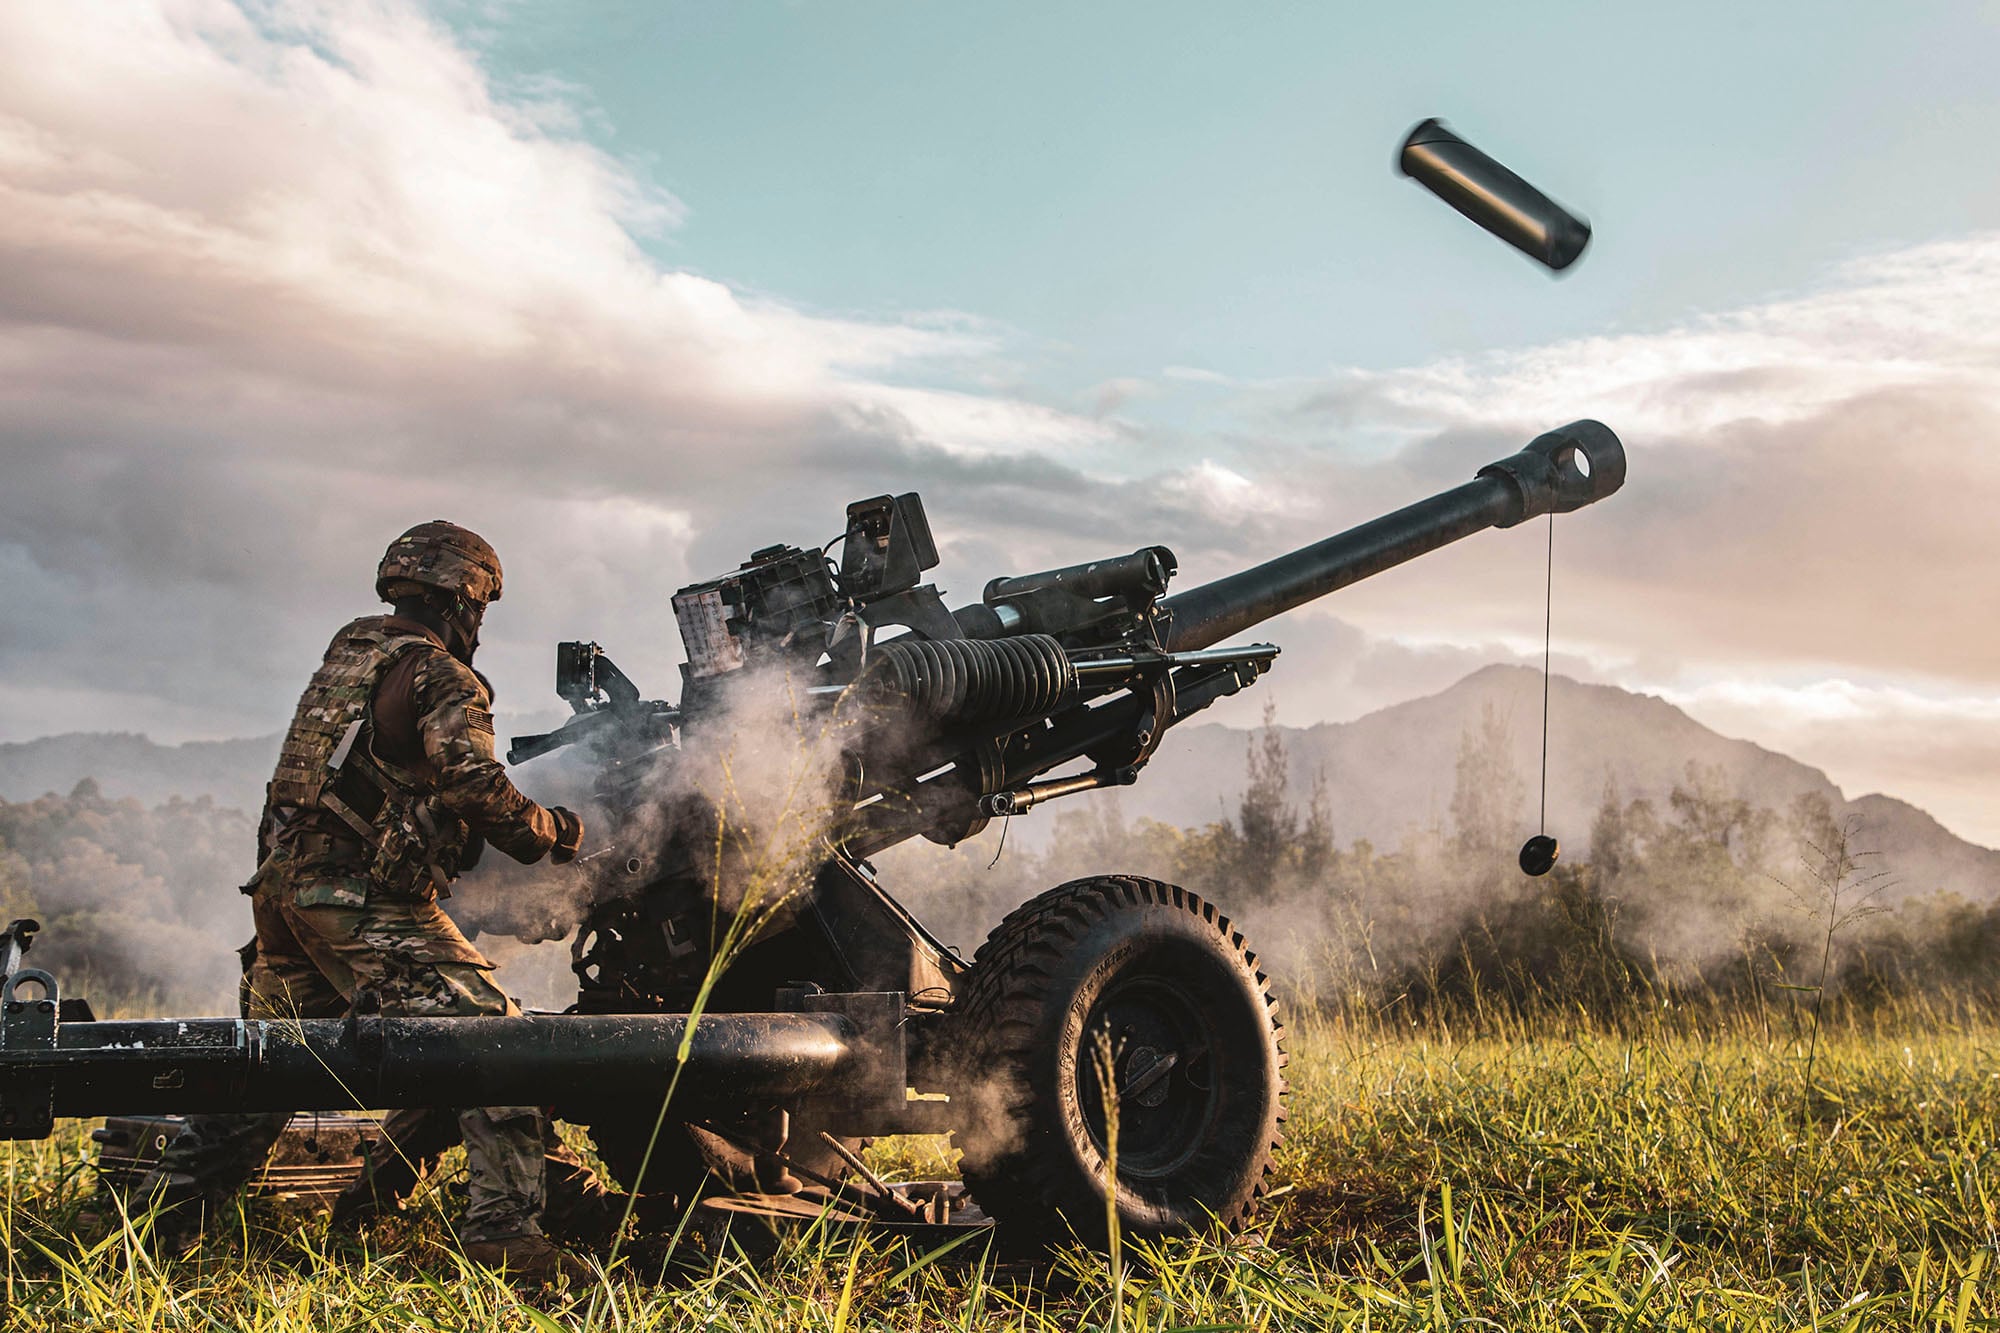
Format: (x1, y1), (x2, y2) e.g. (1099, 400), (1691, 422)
(0, 421), (1625, 1244)
(1, 122), (1620, 1243)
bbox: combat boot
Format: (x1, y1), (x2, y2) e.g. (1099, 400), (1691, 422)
(330, 1106), (453, 1230)
(130, 1170), (213, 1258)
(144, 1203), (207, 1259)
(543, 1154), (634, 1249)
(462, 1232), (596, 1287)
(328, 1161), (422, 1231)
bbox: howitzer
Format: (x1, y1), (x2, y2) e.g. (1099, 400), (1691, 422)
(3, 423), (1624, 1243)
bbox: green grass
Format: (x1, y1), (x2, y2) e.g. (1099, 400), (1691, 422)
(5, 995), (1999, 1330)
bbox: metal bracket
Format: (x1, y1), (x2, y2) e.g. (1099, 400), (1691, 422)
(799, 990), (906, 1114)
(1, 966), (60, 1138)
(341, 988), (386, 1103)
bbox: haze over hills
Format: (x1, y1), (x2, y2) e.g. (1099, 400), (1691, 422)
(3, 666), (1994, 906)
(0, 732), (275, 815)
(1134, 665), (2000, 904)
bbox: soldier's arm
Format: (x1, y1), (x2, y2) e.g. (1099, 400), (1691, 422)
(410, 651), (563, 863)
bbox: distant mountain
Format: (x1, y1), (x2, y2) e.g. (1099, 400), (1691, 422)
(5, 665), (1995, 904)
(0, 732), (277, 814)
(1839, 793), (2000, 904)
(1131, 665), (2000, 904)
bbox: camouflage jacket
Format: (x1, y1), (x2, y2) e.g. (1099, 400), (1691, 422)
(260, 615), (560, 908)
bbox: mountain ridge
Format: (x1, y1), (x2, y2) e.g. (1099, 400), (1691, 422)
(4, 665), (1993, 903)
(0, 731), (278, 814)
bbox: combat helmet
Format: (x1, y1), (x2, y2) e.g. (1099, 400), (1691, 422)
(376, 521), (504, 605)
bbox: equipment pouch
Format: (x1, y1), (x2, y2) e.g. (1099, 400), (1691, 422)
(239, 846), (289, 896)
(365, 795), (462, 902)
(367, 805), (434, 901)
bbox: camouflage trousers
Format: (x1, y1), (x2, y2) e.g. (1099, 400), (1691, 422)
(139, 881), (548, 1244)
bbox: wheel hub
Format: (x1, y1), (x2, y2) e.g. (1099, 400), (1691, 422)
(1079, 973), (1220, 1177)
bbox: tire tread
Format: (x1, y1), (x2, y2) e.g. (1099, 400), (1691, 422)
(954, 875), (1287, 1242)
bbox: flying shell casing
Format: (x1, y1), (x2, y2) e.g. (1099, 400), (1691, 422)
(1400, 118), (1591, 271)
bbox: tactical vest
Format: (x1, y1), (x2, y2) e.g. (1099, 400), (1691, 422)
(268, 617), (464, 901)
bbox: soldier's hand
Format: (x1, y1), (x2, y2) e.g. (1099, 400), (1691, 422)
(549, 806), (585, 864)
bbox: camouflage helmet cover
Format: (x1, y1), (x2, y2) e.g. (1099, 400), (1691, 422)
(376, 520), (504, 605)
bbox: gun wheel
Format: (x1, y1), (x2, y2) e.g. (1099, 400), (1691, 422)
(953, 876), (1286, 1244)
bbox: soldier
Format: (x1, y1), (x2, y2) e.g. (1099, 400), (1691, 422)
(139, 521), (592, 1283)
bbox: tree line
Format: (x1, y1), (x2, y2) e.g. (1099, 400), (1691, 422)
(7, 714), (2000, 1019)
(0, 779), (253, 1010)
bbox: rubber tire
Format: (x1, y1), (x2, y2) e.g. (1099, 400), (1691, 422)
(953, 876), (1286, 1244)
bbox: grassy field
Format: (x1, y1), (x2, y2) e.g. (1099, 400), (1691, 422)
(4, 996), (1997, 1331)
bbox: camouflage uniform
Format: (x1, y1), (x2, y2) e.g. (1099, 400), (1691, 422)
(142, 531), (584, 1251)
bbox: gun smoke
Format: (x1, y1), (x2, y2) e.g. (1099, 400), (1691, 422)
(450, 662), (868, 1008)
(882, 697), (2000, 1019)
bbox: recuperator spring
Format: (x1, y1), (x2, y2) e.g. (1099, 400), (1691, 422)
(862, 634), (1075, 724)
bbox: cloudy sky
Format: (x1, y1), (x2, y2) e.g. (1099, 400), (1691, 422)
(6, 2), (2000, 840)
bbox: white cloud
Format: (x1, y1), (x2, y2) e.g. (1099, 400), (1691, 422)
(832, 383), (1117, 459)
(1288, 233), (2000, 444)
(1661, 678), (2000, 727)
(0, 0), (1109, 738)
(1161, 365), (1235, 386)
(0, 0), (1068, 421)
(1158, 459), (1311, 524)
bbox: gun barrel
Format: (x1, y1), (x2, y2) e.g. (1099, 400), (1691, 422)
(1160, 420), (1623, 652)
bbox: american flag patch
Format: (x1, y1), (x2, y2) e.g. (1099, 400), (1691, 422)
(465, 705), (494, 736)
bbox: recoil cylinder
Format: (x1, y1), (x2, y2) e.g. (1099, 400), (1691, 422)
(862, 634), (1075, 723)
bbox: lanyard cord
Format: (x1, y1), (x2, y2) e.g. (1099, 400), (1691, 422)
(1539, 509), (1553, 836)
(1519, 512), (1561, 879)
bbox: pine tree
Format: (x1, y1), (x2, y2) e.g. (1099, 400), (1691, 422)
(1235, 699), (1298, 901)
(1448, 702), (1525, 857)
